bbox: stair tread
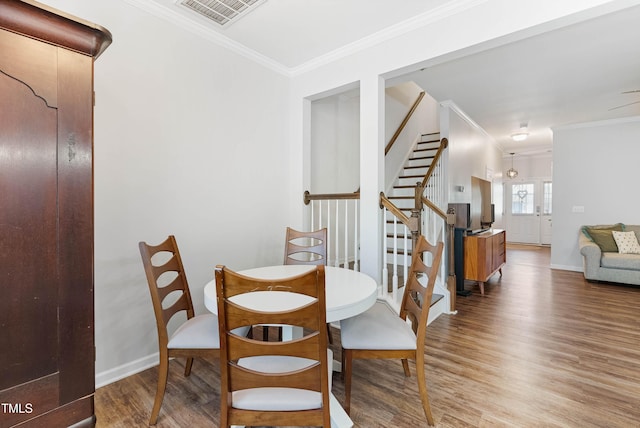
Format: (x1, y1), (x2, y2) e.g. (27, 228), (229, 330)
(431, 293), (444, 306)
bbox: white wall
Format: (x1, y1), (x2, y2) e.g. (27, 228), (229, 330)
(39, 0), (290, 384)
(384, 83), (440, 192)
(310, 91), (360, 193)
(309, 82), (439, 194)
(550, 117), (640, 271)
(443, 103), (503, 212)
(505, 153), (553, 180)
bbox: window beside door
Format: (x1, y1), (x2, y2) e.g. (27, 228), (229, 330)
(543, 182), (552, 215)
(511, 183), (535, 215)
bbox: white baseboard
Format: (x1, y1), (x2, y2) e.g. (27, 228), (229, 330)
(427, 296), (447, 325)
(95, 352), (159, 389)
(550, 264), (583, 272)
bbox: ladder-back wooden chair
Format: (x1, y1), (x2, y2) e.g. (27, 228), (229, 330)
(139, 235), (221, 426)
(284, 227), (327, 265)
(272, 227), (333, 343)
(339, 235), (444, 426)
(215, 264), (332, 427)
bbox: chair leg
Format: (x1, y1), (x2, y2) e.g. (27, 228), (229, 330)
(149, 354), (169, 425)
(326, 323), (333, 344)
(415, 352), (434, 426)
(184, 357), (194, 376)
(343, 349), (353, 415)
(261, 325), (270, 341)
(401, 358), (411, 377)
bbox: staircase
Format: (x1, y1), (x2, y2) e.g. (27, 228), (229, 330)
(304, 84), (453, 319)
(383, 132), (446, 313)
(384, 132), (442, 259)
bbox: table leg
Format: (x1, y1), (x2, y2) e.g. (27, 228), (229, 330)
(281, 325), (303, 341)
(330, 392), (354, 428)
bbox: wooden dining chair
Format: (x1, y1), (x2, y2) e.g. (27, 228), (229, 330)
(267, 226), (333, 343)
(284, 227), (328, 265)
(215, 264), (332, 428)
(139, 235), (222, 426)
(340, 235), (444, 426)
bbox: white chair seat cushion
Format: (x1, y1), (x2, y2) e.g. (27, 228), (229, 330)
(340, 301), (417, 350)
(168, 314), (219, 349)
(232, 349), (333, 411)
(168, 314), (250, 349)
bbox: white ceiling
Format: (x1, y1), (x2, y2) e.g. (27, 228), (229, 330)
(149, 0), (454, 68)
(145, 0), (640, 156)
(402, 3), (640, 155)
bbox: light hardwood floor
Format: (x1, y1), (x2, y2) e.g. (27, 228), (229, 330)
(95, 245), (640, 427)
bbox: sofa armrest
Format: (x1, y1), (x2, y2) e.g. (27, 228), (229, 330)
(579, 231), (601, 280)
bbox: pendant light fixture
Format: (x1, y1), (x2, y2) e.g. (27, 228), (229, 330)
(506, 152), (518, 179)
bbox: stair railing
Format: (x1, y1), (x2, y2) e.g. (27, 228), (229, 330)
(302, 136), (450, 311)
(380, 137), (451, 311)
(380, 192), (419, 302)
(303, 191), (360, 270)
(384, 91), (425, 155)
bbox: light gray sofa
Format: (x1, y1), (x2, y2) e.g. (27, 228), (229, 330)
(579, 224), (640, 285)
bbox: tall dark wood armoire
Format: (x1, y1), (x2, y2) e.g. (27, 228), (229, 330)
(0, 1), (111, 427)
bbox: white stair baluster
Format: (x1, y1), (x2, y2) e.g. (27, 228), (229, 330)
(325, 200), (330, 264)
(353, 200), (359, 272)
(381, 207), (388, 297)
(403, 227), (408, 288)
(334, 200), (340, 268)
(392, 216), (398, 303)
(344, 200), (349, 269)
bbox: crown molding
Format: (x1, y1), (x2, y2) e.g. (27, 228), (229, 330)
(289, 0), (489, 76)
(122, 0), (290, 76)
(441, 99), (499, 143)
(122, 0), (488, 77)
(552, 115), (640, 131)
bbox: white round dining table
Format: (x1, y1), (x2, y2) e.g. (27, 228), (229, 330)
(203, 264), (378, 324)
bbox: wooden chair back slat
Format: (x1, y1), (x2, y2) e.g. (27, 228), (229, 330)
(284, 227), (328, 265)
(215, 264), (331, 427)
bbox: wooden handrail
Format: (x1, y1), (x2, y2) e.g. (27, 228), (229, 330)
(379, 192), (418, 231)
(384, 91), (425, 155)
(421, 196), (447, 220)
(304, 190), (360, 205)
(420, 137), (448, 189)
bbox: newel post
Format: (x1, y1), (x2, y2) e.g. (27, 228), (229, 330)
(411, 183), (423, 249)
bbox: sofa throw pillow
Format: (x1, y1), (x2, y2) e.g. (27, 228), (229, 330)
(587, 229), (619, 252)
(612, 231), (640, 254)
(582, 223), (624, 240)
(582, 223), (624, 252)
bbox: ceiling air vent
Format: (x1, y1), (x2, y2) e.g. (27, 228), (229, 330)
(177, 0), (266, 27)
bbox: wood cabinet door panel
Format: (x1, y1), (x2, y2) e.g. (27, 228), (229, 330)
(0, 57), (59, 392)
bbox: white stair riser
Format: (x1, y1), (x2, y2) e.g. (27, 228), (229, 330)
(406, 158), (432, 167)
(390, 188), (415, 197)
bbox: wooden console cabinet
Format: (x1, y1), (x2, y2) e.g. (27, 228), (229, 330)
(0, 2), (111, 427)
(463, 229), (506, 295)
